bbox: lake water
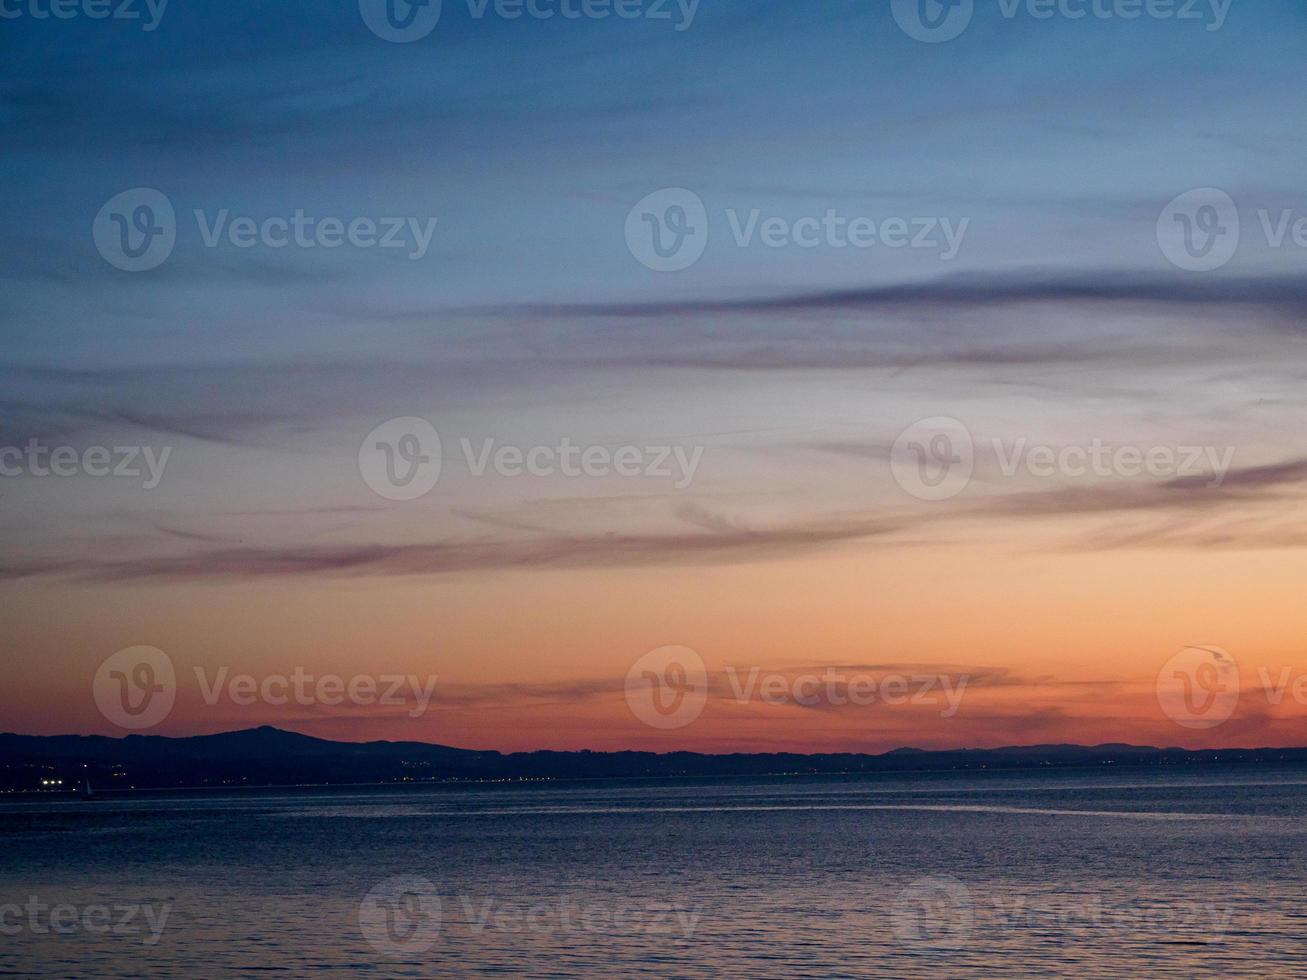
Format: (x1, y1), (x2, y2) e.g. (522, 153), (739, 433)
(2, 766), (1305, 977)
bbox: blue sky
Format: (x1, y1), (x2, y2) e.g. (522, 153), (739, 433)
(5, 0), (1307, 747)
(5, 0), (1307, 369)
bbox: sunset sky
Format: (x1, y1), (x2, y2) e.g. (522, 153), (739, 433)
(4, 0), (1307, 752)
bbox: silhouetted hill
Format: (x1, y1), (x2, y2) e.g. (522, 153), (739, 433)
(3, 727), (1305, 792)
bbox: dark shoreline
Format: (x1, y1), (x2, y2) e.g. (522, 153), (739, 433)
(5, 726), (1307, 794)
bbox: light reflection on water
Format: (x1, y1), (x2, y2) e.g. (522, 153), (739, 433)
(2, 766), (1305, 978)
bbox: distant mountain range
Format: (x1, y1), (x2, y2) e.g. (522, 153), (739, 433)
(3, 727), (1305, 793)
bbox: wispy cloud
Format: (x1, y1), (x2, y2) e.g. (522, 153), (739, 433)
(510, 270), (1307, 324)
(0, 505), (909, 583)
(5, 454), (1307, 582)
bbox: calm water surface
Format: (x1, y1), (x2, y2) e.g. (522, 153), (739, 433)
(2, 766), (1306, 977)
